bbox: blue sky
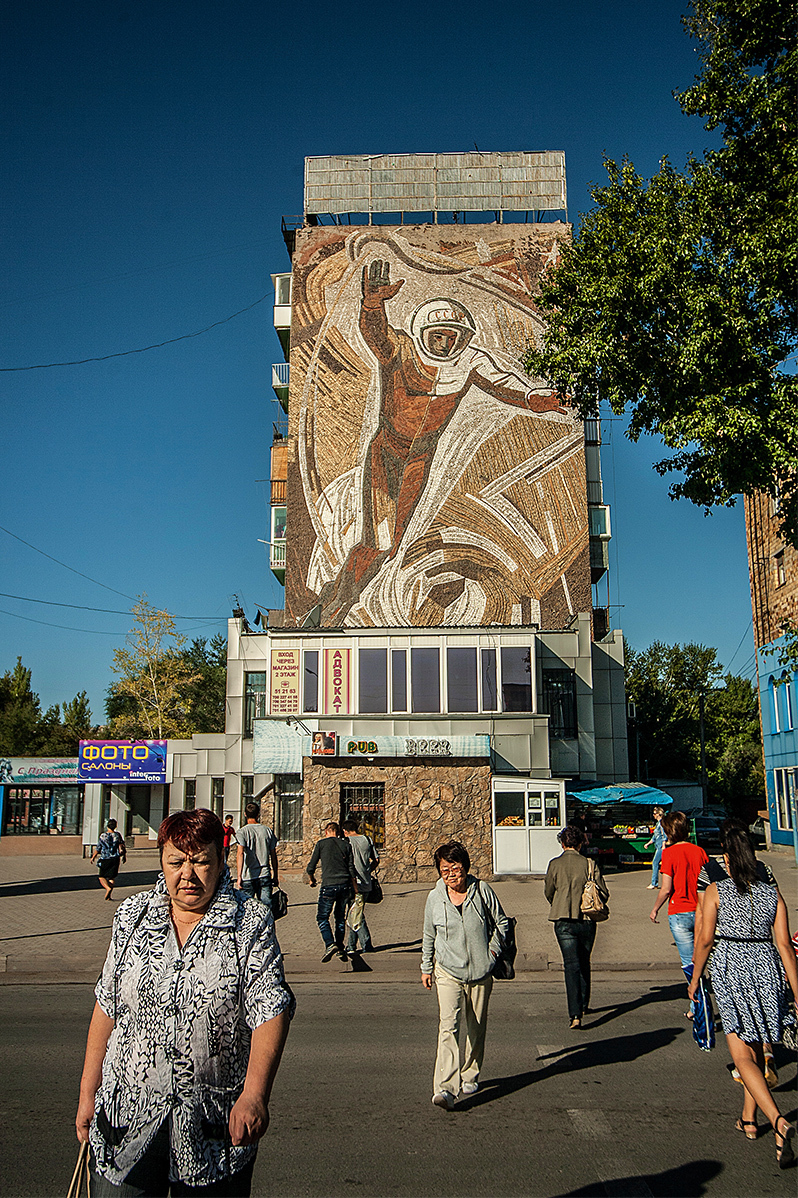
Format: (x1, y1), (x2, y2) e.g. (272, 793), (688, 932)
(1, 0), (754, 721)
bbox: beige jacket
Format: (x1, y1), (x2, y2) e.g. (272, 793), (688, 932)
(544, 850), (609, 920)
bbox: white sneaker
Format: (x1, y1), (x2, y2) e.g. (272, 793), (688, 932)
(461, 1082), (479, 1096)
(432, 1091), (455, 1110)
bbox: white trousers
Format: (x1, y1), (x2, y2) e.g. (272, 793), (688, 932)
(433, 964), (493, 1096)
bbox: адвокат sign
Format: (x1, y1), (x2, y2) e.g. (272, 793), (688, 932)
(78, 740), (168, 784)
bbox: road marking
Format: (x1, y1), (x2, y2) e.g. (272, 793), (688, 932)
(567, 1108), (654, 1197)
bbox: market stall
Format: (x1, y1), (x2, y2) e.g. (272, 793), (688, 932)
(566, 783), (674, 868)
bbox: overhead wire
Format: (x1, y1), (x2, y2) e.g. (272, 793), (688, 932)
(0, 292), (269, 371)
(0, 591), (223, 619)
(0, 524), (135, 599)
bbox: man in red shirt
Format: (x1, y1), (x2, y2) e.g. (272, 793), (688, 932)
(650, 810), (709, 971)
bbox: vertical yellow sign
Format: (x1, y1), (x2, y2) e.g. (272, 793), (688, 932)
(270, 649), (300, 715)
(323, 648), (350, 715)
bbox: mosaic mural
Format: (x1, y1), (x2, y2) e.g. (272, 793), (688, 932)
(285, 225), (591, 629)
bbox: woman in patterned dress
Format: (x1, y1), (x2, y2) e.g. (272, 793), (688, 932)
(76, 809), (293, 1196)
(689, 823), (797, 1169)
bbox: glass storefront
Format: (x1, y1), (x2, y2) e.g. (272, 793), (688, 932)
(3, 785), (84, 836)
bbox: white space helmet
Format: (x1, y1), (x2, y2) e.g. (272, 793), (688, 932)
(410, 298), (476, 361)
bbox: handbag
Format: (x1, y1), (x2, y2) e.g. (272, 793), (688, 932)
(365, 877), (383, 904)
(67, 1141), (90, 1198)
(580, 858), (609, 921)
(271, 888), (288, 920)
(478, 883), (517, 980)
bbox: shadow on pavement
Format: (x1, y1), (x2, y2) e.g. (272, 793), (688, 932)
(0, 870), (159, 897)
(371, 939), (422, 953)
(554, 1158), (723, 1196)
(460, 1028), (685, 1109)
(584, 983), (687, 1028)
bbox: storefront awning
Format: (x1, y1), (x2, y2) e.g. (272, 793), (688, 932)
(566, 783), (674, 807)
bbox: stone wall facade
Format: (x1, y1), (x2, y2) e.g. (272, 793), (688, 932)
(745, 490), (797, 649)
(274, 757), (492, 882)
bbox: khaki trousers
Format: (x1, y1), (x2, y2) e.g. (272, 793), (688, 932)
(433, 964), (493, 1096)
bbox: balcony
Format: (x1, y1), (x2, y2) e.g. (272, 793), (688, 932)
(270, 539), (286, 584)
(272, 362), (289, 411)
(272, 273), (292, 359)
(589, 537), (609, 583)
(271, 479), (287, 504)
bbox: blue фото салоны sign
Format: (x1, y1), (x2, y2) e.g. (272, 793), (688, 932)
(78, 740), (168, 784)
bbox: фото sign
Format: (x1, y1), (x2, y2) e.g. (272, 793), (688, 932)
(78, 740), (168, 784)
(270, 649), (300, 715)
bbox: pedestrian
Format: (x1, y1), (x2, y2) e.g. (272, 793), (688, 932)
(222, 814), (236, 865)
(421, 840), (508, 1110)
(90, 819), (126, 901)
(307, 822), (358, 962)
(75, 808), (293, 1196)
(695, 818), (781, 1089)
(649, 810), (708, 1013)
(342, 818), (380, 956)
(644, 806), (667, 889)
(544, 825), (610, 1028)
(236, 802), (279, 912)
(688, 821), (797, 1168)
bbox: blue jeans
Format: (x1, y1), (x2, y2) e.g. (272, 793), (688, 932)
(668, 911), (695, 968)
(239, 878), (272, 912)
(554, 918), (596, 1021)
(316, 883), (352, 948)
(650, 843), (663, 886)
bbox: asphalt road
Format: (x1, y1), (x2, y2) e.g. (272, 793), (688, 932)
(1, 979), (795, 1198)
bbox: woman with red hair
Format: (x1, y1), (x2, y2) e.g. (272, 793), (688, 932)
(76, 809), (293, 1196)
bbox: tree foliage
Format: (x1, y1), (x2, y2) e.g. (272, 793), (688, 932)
(625, 640), (764, 809)
(525, 0), (798, 542)
(0, 658), (94, 756)
(107, 601), (227, 738)
(108, 597), (199, 739)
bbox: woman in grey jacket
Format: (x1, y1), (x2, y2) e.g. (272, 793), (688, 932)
(544, 825), (609, 1028)
(421, 841), (508, 1110)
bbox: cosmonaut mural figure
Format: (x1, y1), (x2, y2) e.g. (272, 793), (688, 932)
(317, 259), (567, 623)
(287, 226), (590, 630)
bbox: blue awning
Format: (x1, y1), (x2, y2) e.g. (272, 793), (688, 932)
(566, 783), (674, 807)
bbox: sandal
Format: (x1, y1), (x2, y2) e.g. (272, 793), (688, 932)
(775, 1118), (796, 1169)
(569, 1016), (582, 1029)
(735, 1118), (758, 1140)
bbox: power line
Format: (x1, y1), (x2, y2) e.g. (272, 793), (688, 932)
(0, 606), (124, 636)
(726, 620), (753, 672)
(0, 591), (224, 620)
(0, 292), (269, 371)
(0, 525), (135, 599)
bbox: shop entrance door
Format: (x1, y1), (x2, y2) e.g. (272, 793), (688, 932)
(492, 778), (564, 874)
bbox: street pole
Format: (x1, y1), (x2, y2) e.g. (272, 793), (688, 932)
(698, 689), (707, 812)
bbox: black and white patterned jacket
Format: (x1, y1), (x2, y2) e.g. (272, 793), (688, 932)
(90, 870), (293, 1186)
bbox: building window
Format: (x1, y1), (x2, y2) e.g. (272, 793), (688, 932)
(275, 273), (292, 305)
(773, 768), (795, 831)
(340, 782), (385, 850)
(359, 648), (388, 713)
(501, 646), (532, 711)
(244, 672), (267, 738)
(769, 677), (781, 734)
(184, 779), (196, 811)
(411, 647), (440, 713)
(447, 647), (478, 712)
(391, 650), (407, 712)
(481, 648), (498, 711)
(211, 778), (224, 818)
(271, 506), (287, 542)
(241, 775), (254, 818)
(782, 674), (794, 731)
(304, 651), (319, 713)
(275, 774), (303, 842)
(774, 551), (786, 587)
(541, 668), (578, 738)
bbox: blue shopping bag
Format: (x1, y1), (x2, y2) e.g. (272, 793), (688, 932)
(682, 962), (715, 1052)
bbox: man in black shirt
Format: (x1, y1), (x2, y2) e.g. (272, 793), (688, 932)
(307, 822), (358, 962)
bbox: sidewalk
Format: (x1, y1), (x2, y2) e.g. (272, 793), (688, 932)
(0, 848), (794, 984)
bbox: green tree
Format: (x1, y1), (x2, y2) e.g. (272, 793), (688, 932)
(626, 640), (764, 809)
(0, 658), (92, 756)
(177, 634), (228, 733)
(524, 0), (797, 542)
(108, 597), (199, 739)
(40, 692), (95, 756)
